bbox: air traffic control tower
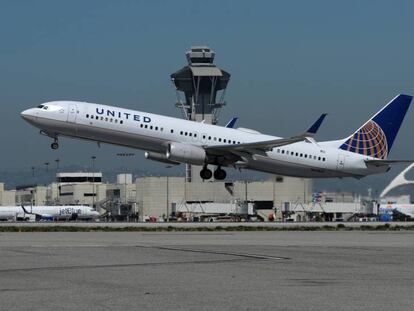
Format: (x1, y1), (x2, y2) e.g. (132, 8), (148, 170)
(171, 46), (231, 182)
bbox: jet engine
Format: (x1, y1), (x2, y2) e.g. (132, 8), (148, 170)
(166, 142), (206, 165)
(144, 152), (180, 165)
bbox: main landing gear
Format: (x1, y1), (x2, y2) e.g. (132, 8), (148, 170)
(200, 166), (227, 181)
(51, 138), (59, 150)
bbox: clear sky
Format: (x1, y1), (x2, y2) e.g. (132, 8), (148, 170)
(1, 0), (413, 192)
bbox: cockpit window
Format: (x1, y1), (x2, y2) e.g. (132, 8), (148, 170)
(37, 105), (44, 108)
(37, 105), (49, 110)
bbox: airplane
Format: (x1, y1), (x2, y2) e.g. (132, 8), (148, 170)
(0, 205), (99, 221)
(379, 203), (414, 220)
(20, 94), (412, 181)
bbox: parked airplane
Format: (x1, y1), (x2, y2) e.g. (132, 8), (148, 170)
(379, 203), (414, 219)
(0, 205), (99, 221)
(21, 94), (412, 180)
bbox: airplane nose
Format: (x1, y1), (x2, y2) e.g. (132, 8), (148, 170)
(21, 109), (32, 120)
(20, 108), (37, 122)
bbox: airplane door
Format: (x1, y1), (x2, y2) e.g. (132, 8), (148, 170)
(67, 104), (77, 123)
(337, 154), (345, 170)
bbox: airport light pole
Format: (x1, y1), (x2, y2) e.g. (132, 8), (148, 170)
(55, 158), (60, 204)
(91, 156), (96, 208)
(116, 153), (135, 205)
(55, 158), (60, 172)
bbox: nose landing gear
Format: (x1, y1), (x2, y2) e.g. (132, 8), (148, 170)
(51, 138), (59, 150)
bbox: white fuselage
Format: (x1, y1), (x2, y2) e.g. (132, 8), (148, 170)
(21, 101), (389, 178)
(0, 205), (99, 220)
(379, 204), (414, 219)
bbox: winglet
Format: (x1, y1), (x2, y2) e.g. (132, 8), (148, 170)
(225, 117), (238, 128)
(21, 205), (31, 214)
(305, 113), (327, 136)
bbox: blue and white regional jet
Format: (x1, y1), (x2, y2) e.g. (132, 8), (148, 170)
(21, 94), (412, 180)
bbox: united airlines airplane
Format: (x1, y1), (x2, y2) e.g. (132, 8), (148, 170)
(21, 94), (412, 180)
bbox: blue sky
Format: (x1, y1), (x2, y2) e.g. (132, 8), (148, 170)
(1, 0), (413, 191)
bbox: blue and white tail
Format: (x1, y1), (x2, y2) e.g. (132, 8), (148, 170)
(338, 94), (412, 159)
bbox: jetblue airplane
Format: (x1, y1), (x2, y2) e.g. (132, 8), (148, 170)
(21, 94), (412, 180)
(0, 205), (99, 221)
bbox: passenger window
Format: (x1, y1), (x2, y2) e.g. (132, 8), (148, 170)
(208, 136), (211, 140)
(189, 133), (192, 137)
(171, 129), (174, 133)
(96, 116), (99, 120)
(194, 134), (197, 137)
(203, 135), (206, 139)
(145, 125), (148, 129)
(180, 131), (183, 135)
(105, 117), (108, 121)
(86, 114), (89, 118)
(140, 124), (143, 128)
(304, 154), (307, 158)
(115, 119), (118, 123)
(155, 126), (158, 131)
(300, 153), (303, 157)
(223, 139), (226, 143)
(120, 120), (123, 124)
(110, 118), (113, 122)
(218, 138), (222, 142)
(323, 158), (326, 161)
(318, 157), (321, 161)
(150, 126), (153, 130)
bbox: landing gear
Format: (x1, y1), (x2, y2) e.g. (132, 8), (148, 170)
(214, 167), (227, 180)
(200, 166), (213, 180)
(51, 138), (59, 150)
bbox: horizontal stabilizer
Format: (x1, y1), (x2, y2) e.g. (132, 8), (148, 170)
(365, 159), (414, 167)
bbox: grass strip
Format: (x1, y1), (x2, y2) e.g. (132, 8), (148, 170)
(0, 223), (413, 232)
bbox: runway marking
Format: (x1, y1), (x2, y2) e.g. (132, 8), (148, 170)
(149, 246), (291, 260)
(0, 258), (263, 274)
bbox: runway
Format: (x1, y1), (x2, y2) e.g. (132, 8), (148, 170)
(0, 231), (413, 311)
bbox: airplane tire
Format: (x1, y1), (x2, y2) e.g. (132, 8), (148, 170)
(214, 168), (227, 180)
(51, 142), (59, 150)
(200, 168), (213, 180)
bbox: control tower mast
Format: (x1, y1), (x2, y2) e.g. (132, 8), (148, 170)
(171, 46), (231, 182)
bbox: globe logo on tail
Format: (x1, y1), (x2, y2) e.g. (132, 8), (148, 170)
(340, 120), (388, 159)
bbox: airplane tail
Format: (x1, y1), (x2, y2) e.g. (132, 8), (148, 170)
(337, 94), (412, 159)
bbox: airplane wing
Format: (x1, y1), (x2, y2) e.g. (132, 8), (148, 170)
(365, 160), (414, 167)
(206, 134), (308, 153)
(205, 114), (327, 164)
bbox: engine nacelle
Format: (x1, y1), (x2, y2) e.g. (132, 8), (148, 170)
(166, 142), (206, 165)
(145, 151), (180, 165)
